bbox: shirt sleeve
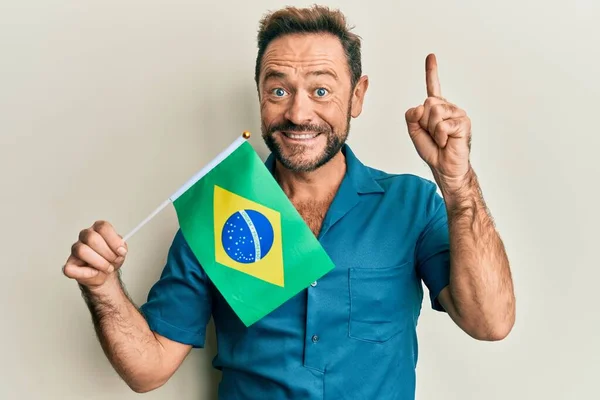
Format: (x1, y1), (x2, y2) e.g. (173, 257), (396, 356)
(139, 229), (212, 348)
(415, 187), (451, 312)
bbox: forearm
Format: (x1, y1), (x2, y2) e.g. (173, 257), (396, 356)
(437, 168), (515, 340)
(79, 273), (166, 392)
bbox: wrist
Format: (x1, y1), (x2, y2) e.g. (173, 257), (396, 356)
(79, 272), (123, 298)
(433, 167), (478, 208)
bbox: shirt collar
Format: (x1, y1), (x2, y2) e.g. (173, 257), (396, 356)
(264, 144), (384, 238)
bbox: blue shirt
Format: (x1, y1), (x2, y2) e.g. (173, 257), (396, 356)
(140, 144), (451, 400)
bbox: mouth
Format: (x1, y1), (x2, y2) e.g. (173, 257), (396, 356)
(280, 131), (321, 141)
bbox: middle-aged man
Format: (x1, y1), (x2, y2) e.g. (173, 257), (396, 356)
(63, 5), (516, 399)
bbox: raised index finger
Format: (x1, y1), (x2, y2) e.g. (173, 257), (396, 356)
(426, 53), (442, 98)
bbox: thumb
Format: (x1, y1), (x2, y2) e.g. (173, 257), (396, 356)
(405, 105), (424, 132)
(404, 104), (437, 163)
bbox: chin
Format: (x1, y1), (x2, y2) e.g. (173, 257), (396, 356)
(278, 148), (338, 172)
(281, 157), (323, 172)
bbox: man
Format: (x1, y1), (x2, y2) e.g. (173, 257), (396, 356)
(62, 5), (515, 399)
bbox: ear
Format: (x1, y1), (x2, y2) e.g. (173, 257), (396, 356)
(350, 75), (369, 118)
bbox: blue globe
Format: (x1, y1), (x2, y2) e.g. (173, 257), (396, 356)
(221, 209), (274, 264)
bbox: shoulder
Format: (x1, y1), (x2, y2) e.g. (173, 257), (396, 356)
(367, 165), (439, 197)
(370, 167), (436, 191)
(364, 165), (445, 218)
(166, 228), (193, 255)
(165, 229), (205, 272)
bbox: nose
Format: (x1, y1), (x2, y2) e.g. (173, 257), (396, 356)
(284, 92), (314, 126)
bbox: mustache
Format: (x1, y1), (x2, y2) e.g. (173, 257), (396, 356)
(266, 121), (331, 135)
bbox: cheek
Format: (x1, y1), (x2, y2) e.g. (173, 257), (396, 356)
(260, 97), (285, 117)
(318, 97), (349, 127)
(332, 95), (348, 114)
(260, 101), (275, 122)
(260, 103), (283, 130)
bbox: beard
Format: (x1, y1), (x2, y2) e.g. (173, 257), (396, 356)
(261, 104), (352, 173)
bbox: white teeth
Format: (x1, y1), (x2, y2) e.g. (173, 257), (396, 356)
(285, 132), (318, 139)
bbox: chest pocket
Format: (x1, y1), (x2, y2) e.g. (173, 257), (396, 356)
(348, 261), (414, 343)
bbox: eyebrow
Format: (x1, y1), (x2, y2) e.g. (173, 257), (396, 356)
(263, 70), (287, 82)
(262, 69), (339, 82)
(308, 69), (338, 80)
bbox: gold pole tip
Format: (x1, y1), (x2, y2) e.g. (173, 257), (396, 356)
(242, 131), (251, 139)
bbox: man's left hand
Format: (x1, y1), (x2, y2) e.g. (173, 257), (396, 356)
(405, 54), (472, 194)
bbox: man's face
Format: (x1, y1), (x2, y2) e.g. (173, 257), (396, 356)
(258, 33), (367, 172)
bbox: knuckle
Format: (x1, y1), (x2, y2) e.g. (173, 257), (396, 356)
(449, 119), (462, 132)
(433, 104), (445, 117)
(93, 220), (111, 234)
(63, 263), (78, 278)
(71, 242), (84, 258)
(424, 97), (436, 107)
(88, 231), (103, 250)
(429, 104), (438, 117)
(78, 228), (93, 243)
(436, 121), (449, 135)
(450, 119), (461, 131)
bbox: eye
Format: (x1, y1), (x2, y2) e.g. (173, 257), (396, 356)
(315, 88), (328, 97)
(271, 88), (287, 97)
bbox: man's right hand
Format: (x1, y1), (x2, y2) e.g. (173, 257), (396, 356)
(62, 220), (191, 393)
(63, 221), (128, 289)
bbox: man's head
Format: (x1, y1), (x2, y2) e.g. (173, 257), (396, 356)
(255, 5), (369, 172)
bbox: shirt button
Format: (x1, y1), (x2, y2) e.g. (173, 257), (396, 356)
(310, 281), (317, 287)
(311, 335), (319, 343)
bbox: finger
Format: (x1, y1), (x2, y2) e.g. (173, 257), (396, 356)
(79, 228), (119, 264)
(93, 221), (127, 257)
(63, 254), (98, 278)
(71, 242), (114, 273)
(62, 254), (84, 275)
(63, 262), (100, 280)
(426, 53), (442, 98)
(419, 97), (446, 132)
(433, 117), (469, 148)
(405, 105), (437, 157)
(405, 105), (425, 125)
(428, 103), (466, 139)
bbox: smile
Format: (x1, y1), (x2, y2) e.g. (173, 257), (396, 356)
(281, 132), (320, 140)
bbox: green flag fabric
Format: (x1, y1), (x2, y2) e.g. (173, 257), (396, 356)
(171, 140), (335, 326)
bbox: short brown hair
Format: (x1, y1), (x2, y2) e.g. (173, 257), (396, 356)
(254, 5), (362, 88)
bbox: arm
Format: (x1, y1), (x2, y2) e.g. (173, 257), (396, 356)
(63, 221), (191, 392)
(435, 168), (515, 341)
(405, 54), (515, 340)
(80, 274), (192, 392)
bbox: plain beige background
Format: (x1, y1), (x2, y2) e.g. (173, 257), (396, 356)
(1, 0), (597, 399)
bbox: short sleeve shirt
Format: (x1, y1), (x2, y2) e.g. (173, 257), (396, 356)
(140, 144), (451, 400)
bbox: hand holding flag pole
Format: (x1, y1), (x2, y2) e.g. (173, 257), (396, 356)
(122, 131), (252, 242)
(64, 128), (335, 326)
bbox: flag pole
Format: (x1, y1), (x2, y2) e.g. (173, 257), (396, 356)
(122, 131), (252, 242)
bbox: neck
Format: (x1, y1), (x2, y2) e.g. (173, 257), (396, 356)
(274, 151), (346, 202)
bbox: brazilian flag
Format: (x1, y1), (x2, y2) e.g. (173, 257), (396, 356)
(171, 139), (335, 326)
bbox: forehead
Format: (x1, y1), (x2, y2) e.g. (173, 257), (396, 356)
(260, 33), (349, 80)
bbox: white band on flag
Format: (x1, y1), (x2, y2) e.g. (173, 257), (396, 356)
(239, 210), (262, 261)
